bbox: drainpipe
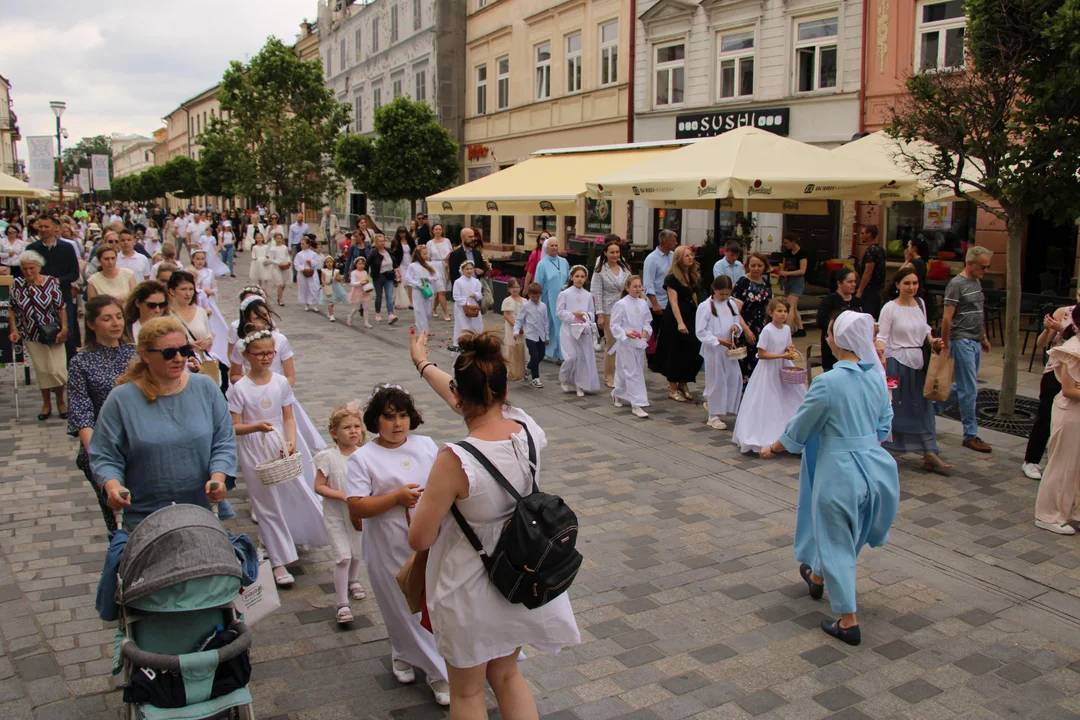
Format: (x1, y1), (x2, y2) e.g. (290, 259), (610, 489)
(852, 0), (870, 258)
(626, 0), (637, 243)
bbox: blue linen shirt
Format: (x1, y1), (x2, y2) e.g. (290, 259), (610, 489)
(512, 300), (550, 342)
(288, 222), (309, 248)
(642, 247), (674, 309)
(712, 257), (745, 284)
(89, 373), (237, 528)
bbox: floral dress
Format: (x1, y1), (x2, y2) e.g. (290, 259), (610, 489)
(732, 276), (773, 380)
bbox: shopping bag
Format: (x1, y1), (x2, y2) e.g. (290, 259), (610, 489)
(923, 351), (954, 402)
(235, 560), (280, 626)
(480, 278), (494, 312)
(396, 549), (428, 614)
(508, 342), (526, 381)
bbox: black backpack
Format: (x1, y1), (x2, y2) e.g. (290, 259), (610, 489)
(452, 421), (582, 609)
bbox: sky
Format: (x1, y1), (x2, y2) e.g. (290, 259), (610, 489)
(2, 0), (314, 162)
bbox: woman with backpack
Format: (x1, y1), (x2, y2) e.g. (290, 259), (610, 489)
(408, 328), (581, 719)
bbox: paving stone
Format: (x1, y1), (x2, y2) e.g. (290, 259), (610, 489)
(956, 610), (996, 627)
(756, 606), (798, 625)
(587, 619), (633, 640)
(995, 663), (1041, 685)
(688, 643), (738, 664)
(614, 646), (665, 669)
(873, 640), (918, 661)
(735, 689), (788, 716)
(800, 646), (847, 668)
(658, 673), (709, 696)
(721, 584), (761, 601)
(954, 653), (1002, 676)
(889, 614), (933, 633)
(890, 678), (943, 704)
(811, 686), (863, 711)
(824, 709), (873, 720)
(612, 630), (659, 650)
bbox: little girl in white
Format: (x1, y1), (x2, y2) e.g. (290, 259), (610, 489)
(314, 403), (367, 624)
(452, 260), (483, 349)
(731, 298), (807, 453)
(557, 265), (601, 397)
(189, 249), (231, 366)
(501, 279), (526, 381)
(227, 331), (327, 586)
(318, 255), (349, 322)
(348, 257), (375, 328)
(608, 275), (652, 418)
(696, 275), (752, 430)
(293, 236), (323, 312)
(404, 246), (438, 335)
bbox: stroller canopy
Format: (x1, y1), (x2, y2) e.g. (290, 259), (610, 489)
(118, 504), (241, 610)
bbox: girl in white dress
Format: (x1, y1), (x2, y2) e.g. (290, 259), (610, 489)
(404, 245), (439, 335)
(189, 250), (231, 365)
(609, 275), (652, 418)
(346, 386), (450, 706)
(227, 331), (327, 587)
(226, 288), (267, 365)
(452, 261), (484, 348)
(314, 403), (368, 625)
(318, 255), (349, 322)
(347, 257), (375, 329)
(696, 276), (751, 430)
(267, 233), (291, 307)
(426, 223), (453, 321)
(197, 232), (230, 277)
(249, 232), (274, 293)
(557, 266), (601, 397)
(293, 237), (323, 311)
(732, 299), (807, 453)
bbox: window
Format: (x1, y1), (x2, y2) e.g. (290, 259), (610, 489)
(391, 4), (399, 42)
(600, 20), (618, 86)
(353, 94), (363, 132)
(476, 65), (488, 115)
(916, 0), (965, 70)
(718, 29), (754, 98)
(532, 215), (556, 231)
(372, 17), (380, 53)
(413, 0), (421, 29)
(203, 112), (207, 127)
(478, 0), (487, 7)
(535, 42), (551, 100)
(653, 43), (685, 106)
(340, 39), (346, 70)
(373, 86), (382, 112)
(415, 69), (427, 102)
(496, 56), (510, 110)
(566, 32), (582, 93)
(794, 16), (838, 92)
(326, 49), (332, 77)
(393, 78), (403, 98)
(355, 28), (362, 59)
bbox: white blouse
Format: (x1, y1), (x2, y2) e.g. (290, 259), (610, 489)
(877, 299), (931, 370)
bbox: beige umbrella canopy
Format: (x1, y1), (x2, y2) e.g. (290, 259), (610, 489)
(585, 127), (920, 204)
(0, 172), (44, 199)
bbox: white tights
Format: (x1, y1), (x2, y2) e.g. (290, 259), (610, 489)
(333, 557), (362, 606)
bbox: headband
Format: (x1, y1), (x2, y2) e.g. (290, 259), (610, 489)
(239, 295), (263, 312)
(364, 383), (409, 411)
(343, 399), (364, 416)
(238, 285), (266, 300)
(569, 264), (588, 277)
(459, 260), (475, 273)
(238, 330), (274, 353)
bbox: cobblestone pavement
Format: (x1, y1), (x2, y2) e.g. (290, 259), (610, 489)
(2, 261), (1080, 720)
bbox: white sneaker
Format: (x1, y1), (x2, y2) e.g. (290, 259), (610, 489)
(1035, 520), (1076, 535)
(576, 388), (585, 397)
(328, 315), (336, 322)
(1022, 462), (1043, 480)
(632, 406), (649, 418)
(707, 416), (728, 430)
(392, 660), (416, 684)
(429, 679), (450, 706)
(613, 395), (623, 408)
(532, 378), (544, 388)
(561, 383), (573, 393)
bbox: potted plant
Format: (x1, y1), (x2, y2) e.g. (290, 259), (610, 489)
(488, 272), (516, 310)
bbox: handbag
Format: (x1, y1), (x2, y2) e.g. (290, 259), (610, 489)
(480, 278), (494, 312)
(175, 314), (221, 386)
(321, 283), (333, 297)
(395, 508), (428, 614)
(418, 279), (434, 299)
(38, 321), (61, 345)
(918, 298), (932, 370)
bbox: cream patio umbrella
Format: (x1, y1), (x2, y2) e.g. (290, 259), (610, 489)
(584, 127), (921, 204)
(0, 172), (42, 199)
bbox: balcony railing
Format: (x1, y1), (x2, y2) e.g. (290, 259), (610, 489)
(3, 162), (26, 178)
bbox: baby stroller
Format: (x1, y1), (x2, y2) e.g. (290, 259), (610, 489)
(115, 504), (255, 720)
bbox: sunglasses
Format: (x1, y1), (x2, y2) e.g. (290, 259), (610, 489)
(143, 301), (169, 310)
(147, 344), (195, 360)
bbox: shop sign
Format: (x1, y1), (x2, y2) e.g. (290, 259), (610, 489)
(467, 144), (490, 161)
(675, 107), (790, 139)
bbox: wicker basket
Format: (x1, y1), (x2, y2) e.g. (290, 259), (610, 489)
(780, 350), (808, 385)
(725, 326), (747, 360)
(255, 426), (303, 486)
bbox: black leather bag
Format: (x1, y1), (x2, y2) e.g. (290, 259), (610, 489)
(38, 322), (61, 345)
(451, 422), (582, 610)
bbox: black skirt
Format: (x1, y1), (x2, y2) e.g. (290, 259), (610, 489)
(656, 301), (702, 383)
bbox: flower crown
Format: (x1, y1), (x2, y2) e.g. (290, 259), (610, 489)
(459, 260), (475, 273)
(238, 330), (274, 353)
(364, 383), (408, 410)
(238, 286), (266, 300)
(239, 295), (264, 312)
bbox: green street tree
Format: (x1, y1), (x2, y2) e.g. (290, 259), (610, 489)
(199, 36), (349, 210)
(888, 0), (1080, 417)
(136, 165), (167, 203)
(161, 156), (201, 199)
(110, 175), (132, 201)
(61, 135), (112, 183)
(335, 95), (460, 218)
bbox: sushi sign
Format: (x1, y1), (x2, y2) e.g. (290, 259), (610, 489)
(675, 108), (790, 139)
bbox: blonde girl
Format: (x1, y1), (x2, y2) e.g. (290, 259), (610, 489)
(314, 403), (368, 623)
(319, 254), (349, 322)
(348, 256), (375, 328)
(268, 232), (291, 306)
(501, 278), (526, 381)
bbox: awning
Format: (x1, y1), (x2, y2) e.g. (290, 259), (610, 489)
(0, 172), (42, 200)
(643, 198), (830, 215)
(428, 146), (677, 216)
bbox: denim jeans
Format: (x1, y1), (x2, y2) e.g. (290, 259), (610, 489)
(373, 273), (395, 315)
(526, 338), (545, 379)
(220, 244), (235, 275)
(935, 338), (981, 440)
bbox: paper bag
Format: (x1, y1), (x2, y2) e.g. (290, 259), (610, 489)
(508, 342), (526, 381)
(923, 351), (954, 402)
(235, 560), (280, 626)
(396, 549), (428, 614)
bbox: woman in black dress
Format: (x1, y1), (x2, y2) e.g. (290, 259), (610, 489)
(816, 268), (863, 371)
(658, 246), (703, 402)
(732, 252), (773, 381)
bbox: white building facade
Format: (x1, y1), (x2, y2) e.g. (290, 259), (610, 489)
(0, 75), (22, 181)
(632, 0), (863, 253)
(111, 133), (157, 178)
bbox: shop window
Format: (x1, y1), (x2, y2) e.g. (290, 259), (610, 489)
(654, 43), (685, 107)
(536, 42), (552, 100)
(652, 208), (682, 245)
(567, 32), (583, 94)
(476, 65), (487, 115)
(718, 29), (754, 99)
(886, 200), (976, 259)
(916, 0), (966, 71)
(600, 21), (618, 86)
(467, 166), (492, 182)
(794, 16), (838, 93)
(532, 215), (556, 232)
(497, 56), (510, 110)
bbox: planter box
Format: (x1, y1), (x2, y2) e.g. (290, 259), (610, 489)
(491, 280), (509, 311)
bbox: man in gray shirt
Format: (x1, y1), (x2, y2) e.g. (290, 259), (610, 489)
(939, 246), (994, 453)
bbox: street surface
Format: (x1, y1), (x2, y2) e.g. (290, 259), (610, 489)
(2, 258), (1080, 720)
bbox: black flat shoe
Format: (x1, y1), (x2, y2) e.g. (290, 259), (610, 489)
(37, 413), (51, 421)
(58, 412), (69, 420)
(822, 620), (861, 646)
(800, 563), (824, 600)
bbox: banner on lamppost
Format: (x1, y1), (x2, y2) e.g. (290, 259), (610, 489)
(91, 154), (111, 191)
(78, 168), (90, 193)
(26, 136), (55, 190)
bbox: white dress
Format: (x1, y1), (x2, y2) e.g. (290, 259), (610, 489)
(226, 375), (328, 567)
(195, 267), (231, 365)
(557, 286), (601, 392)
(696, 297), (744, 416)
(452, 276), (484, 343)
(404, 262), (438, 334)
(293, 249), (322, 305)
(144, 237), (162, 257)
(608, 295), (652, 408)
(267, 244), (291, 287)
(199, 235), (230, 277)
(428, 407), (580, 668)
(249, 244), (274, 283)
(426, 239), (453, 292)
(314, 448), (363, 564)
(346, 435), (447, 682)
(731, 323), (807, 453)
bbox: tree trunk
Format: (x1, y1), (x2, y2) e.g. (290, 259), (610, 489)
(410, 197), (417, 223)
(997, 216), (1024, 418)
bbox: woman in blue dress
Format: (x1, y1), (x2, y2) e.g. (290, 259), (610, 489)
(759, 311), (898, 646)
(533, 237), (569, 361)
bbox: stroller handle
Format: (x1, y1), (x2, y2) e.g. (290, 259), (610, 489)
(121, 620), (251, 672)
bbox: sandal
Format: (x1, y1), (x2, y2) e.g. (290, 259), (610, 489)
(799, 563), (824, 600)
(336, 605), (354, 624)
(821, 619), (861, 646)
(349, 582), (367, 600)
(273, 569), (295, 587)
(678, 386), (694, 401)
(668, 391), (689, 403)
(922, 454), (953, 476)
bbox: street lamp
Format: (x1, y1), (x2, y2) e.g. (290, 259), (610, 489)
(50, 101), (66, 205)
